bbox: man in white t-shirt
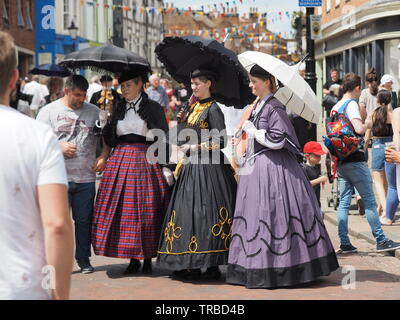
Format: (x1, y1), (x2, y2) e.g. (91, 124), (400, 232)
(86, 75), (103, 102)
(37, 75), (103, 274)
(331, 72), (400, 254)
(19, 75), (46, 118)
(0, 31), (74, 300)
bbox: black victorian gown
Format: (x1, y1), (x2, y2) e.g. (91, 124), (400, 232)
(157, 98), (237, 275)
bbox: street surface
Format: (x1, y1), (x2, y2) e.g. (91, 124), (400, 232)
(70, 217), (400, 300)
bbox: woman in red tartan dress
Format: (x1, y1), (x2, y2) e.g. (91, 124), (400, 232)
(92, 69), (173, 274)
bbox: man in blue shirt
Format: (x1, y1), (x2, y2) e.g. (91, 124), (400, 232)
(146, 74), (170, 111)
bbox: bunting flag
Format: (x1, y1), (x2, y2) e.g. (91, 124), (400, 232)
(80, 0), (296, 21)
(79, 0), (297, 52)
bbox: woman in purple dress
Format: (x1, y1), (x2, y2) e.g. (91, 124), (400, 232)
(226, 64), (339, 289)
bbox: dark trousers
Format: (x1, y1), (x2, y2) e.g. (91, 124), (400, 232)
(68, 182), (96, 261)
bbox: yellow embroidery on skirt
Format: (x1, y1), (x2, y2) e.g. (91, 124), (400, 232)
(212, 207), (232, 249)
(188, 236), (199, 253)
(164, 210), (182, 253)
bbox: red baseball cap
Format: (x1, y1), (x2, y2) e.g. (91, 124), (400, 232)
(304, 141), (327, 155)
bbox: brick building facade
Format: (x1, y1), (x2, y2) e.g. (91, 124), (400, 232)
(0, 0), (35, 77)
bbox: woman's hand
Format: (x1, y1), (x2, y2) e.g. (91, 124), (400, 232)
(92, 156), (108, 173)
(385, 148), (400, 164)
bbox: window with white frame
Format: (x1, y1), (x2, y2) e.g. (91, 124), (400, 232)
(326, 0), (331, 12)
(335, 0), (341, 7)
(17, 0), (24, 27)
(64, 0), (70, 30)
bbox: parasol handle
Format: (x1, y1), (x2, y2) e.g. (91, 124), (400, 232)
(222, 33), (231, 44)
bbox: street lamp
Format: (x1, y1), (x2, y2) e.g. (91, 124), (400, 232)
(68, 20), (78, 52)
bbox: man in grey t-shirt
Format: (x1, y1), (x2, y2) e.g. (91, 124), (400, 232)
(37, 75), (103, 274)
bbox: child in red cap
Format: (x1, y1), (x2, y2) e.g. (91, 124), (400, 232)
(303, 141), (329, 208)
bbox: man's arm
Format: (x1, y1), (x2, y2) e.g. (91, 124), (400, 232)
(351, 118), (367, 135)
(38, 183), (74, 300)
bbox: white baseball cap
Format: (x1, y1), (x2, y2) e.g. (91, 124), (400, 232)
(380, 74), (395, 85)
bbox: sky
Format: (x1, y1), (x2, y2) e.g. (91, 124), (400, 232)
(166, 0), (302, 37)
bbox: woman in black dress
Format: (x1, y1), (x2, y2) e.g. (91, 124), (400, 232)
(157, 68), (237, 280)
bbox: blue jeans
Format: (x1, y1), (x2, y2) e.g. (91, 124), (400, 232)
(385, 162), (399, 220)
(68, 182), (96, 260)
(372, 137), (392, 171)
(337, 162), (387, 245)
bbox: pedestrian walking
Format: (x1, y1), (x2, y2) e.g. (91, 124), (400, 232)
(329, 73), (400, 253)
(382, 98), (400, 225)
(360, 68), (380, 168)
(91, 68), (172, 275)
(359, 68), (380, 116)
(10, 78), (33, 110)
(157, 67), (237, 281)
(226, 63), (339, 289)
(147, 74), (170, 114)
(322, 84), (340, 121)
(86, 75), (102, 102)
(379, 74), (398, 110)
(37, 75), (101, 274)
(365, 90), (393, 218)
(90, 75), (121, 111)
(0, 31), (74, 300)
(303, 141), (329, 208)
(20, 75), (46, 117)
(44, 77), (64, 105)
(323, 68), (343, 95)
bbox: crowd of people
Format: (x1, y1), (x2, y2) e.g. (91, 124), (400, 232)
(2, 29), (400, 300)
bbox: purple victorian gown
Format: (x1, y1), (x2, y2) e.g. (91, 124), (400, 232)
(226, 96), (339, 289)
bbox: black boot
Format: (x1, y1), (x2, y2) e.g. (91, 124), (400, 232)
(171, 269), (201, 280)
(202, 266), (221, 280)
(142, 258), (152, 274)
(124, 259), (141, 274)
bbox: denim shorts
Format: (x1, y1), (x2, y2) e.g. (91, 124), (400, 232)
(371, 137), (393, 171)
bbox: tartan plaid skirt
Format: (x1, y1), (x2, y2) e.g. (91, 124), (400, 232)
(92, 143), (170, 259)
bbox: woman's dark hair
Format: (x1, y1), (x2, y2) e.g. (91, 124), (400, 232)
(377, 89), (392, 106)
(372, 90), (392, 135)
(342, 72), (361, 94)
(197, 75), (217, 95)
(366, 67), (379, 96)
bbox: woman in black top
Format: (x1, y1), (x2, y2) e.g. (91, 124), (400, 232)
(157, 68), (237, 281)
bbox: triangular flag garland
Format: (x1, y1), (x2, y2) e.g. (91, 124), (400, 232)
(81, 0), (297, 55)
(80, 0), (297, 25)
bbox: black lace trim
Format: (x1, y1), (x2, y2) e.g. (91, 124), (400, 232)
(231, 214), (327, 257)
